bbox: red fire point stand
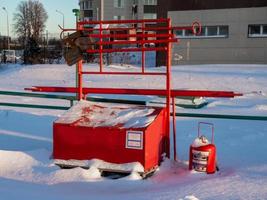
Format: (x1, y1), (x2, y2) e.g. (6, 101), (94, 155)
(26, 19), (241, 175)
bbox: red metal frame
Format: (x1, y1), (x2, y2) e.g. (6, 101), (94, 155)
(60, 18), (189, 159)
(27, 19), (242, 161)
(61, 18), (181, 158)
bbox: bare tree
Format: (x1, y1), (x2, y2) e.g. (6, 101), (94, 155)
(13, 0), (48, 45)
(13, 0), (48, 64)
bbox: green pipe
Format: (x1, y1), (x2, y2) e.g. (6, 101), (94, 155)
(2, 91), (265, 121)
(0, 90), (146, 105)
(0, 102), (70, 110)
(175, 113), (267, 121)
(86, 97), (146, 105)
(0, 90), (75, 101)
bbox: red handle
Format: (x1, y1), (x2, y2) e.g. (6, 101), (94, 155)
(192, 21), (202, 36)
(198, 122), (214, 143)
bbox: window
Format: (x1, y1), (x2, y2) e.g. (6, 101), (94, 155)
(143, 0), (157, 5)
(219, 26), (228, 36)
(114, 0), (125, 8)
(89, 0), (93, 8)
(113, 15), (125, 20)
(207, 26), (218, 36)
(84, 10), (93, 18)
(143, 13), (157, 19)
(263, 26), (267, 35)
(248, 24), (267, 37)
(83, 0), (93, 10)
(80, 1), (84, 10)
(175, 25), (229, 39)
(85, 1), (89, 9)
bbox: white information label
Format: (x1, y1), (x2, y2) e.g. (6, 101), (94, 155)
(126, 131), (143, 150)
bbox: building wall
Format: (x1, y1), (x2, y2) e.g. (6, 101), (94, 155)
(157, 0), (267, 18)
(169, 7), (267, 65)
(79, 0), (157, 21)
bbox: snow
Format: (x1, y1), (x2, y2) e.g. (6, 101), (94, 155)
(56, 100), (157, 128)
(0, 149), (102, 185)
(54, 159), (145, 173)
(0, 63), (267, 199)
(191, 136), (210, 148)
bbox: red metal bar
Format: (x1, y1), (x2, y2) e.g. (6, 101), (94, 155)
(87, 33), (174, 39)
(91, 39), (178, 46)
(81, 72), (166, 76)
(80, 26), (193, 32)
(99, 22), (103, 72)
(87, 47), (167, 54)
(78, 60), (83, 100)
(76, 20), (83, 100)
(172, 97), (177, 161)
(142, 22), (145, 73)
(172, 26), (194, 30)
(87, 47), (167, 53)
(25, 87), (242, 98)
(78, 18), (169, 25)
(165, 18), (172, 158)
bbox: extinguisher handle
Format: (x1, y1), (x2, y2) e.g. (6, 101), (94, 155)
(198, 122), (214, 144)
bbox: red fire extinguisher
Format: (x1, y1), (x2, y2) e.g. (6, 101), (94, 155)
(189, 122), (218, 174)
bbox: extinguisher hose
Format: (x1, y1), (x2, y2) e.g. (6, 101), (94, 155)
(216, 160), (220, 171)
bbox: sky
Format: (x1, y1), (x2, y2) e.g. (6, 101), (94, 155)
(0, 0), (78, 38)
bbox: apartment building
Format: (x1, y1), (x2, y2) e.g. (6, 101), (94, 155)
(157, 0), (267, 65)
(79, 0), (157, 21)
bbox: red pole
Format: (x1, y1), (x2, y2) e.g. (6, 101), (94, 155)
(165, 18), (172, 158)
(76, 19), (83, 101)
(78, 60), (83, 100)
(172, 97), (177, 161)
(99, 21), (103, 72)
(141, 22), (145, 73)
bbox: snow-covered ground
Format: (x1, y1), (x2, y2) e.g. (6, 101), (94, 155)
(0, 63), (267, 200)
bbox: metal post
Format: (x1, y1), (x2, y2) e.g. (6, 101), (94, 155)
(2, 7), (10, 50)
(166, 18), (172, 158)
(56, 10), (65, 37)
(99, 21), (103, 72)
(141, 22), (145, 73)
(99, 0), (104, 73)
(78, 60), (83, 100)
(172, 97), (177, 161)
(96, 8), (99, 21)
(100, 0), (104, 21)
(56, 9), (65, 59)
(72, 9), (81, 100)
(76, 21), (83, 101)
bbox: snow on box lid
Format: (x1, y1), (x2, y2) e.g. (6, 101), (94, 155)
(55, 100), (159, 129)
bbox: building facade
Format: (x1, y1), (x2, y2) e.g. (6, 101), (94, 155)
(157, 0), (267, 65)
(79, 0), (157, 21)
